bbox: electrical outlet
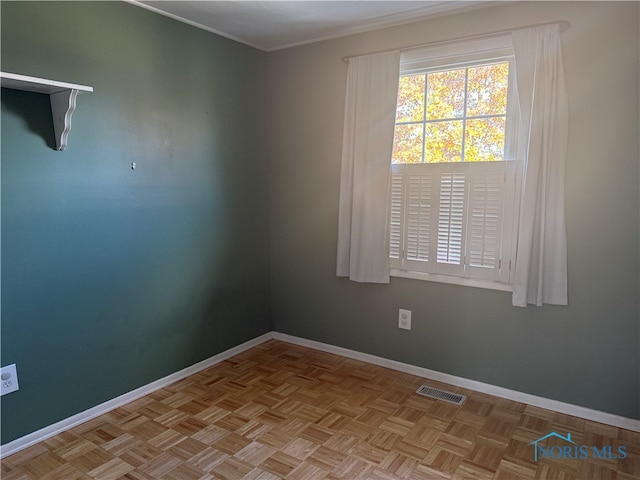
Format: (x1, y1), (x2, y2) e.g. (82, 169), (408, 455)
(1, 364), (19, 396)
(398, 309), (412, 330)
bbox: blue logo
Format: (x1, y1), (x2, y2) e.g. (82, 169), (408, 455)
(528, 432), (627, 462)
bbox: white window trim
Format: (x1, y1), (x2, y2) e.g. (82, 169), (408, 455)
(390, 268), (513, 292)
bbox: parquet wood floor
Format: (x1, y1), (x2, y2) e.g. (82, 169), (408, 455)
(2, 340), (639, 479)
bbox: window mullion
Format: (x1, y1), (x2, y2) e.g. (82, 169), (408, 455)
(461, 67), (469, 162)
(421, 73), (427, 164)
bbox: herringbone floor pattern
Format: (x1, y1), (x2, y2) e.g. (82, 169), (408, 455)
(2, 340), (638, 479)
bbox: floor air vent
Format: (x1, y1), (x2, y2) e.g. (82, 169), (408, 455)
(415, 385), (466, 405)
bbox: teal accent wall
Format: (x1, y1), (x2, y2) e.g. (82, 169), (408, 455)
(1, 2), (270, 443)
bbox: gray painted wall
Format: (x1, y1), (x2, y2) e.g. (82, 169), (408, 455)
(266, 1), (640, 419)
(1, 1), (271, 443)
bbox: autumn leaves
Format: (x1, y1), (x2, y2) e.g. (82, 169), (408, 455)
(392, 62), (510, 164)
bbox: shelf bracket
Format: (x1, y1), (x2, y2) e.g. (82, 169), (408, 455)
(50, 89), (79, 151)
(1, 72), (93, 151)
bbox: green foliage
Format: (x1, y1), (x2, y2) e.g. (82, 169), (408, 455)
(392, 61), (509, 164)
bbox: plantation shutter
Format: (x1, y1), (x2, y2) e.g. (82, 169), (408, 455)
(390, 165), (433, 273)
(405, 170), (432, 272)
(389, 171), (404, 262)
(390, 162), (518, 282)
(465, 162), (517, 281)
(436, 170), (466, 276)
(466, 167), (503, 280)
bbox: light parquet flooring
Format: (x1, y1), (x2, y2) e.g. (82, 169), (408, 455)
(2, 340), (639, 480)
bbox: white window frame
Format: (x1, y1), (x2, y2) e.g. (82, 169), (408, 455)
(390, 35), (523, 291)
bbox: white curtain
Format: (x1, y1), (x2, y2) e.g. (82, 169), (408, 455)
(511, 24), (569, 306)
(336, 51), (400, 283)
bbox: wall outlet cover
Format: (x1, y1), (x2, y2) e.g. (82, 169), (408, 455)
(398, 309), (412, 330)
(1, 364), (19, 396)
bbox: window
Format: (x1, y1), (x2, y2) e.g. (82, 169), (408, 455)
(338, 26), (567, 304)
(389, 38), (522, 289)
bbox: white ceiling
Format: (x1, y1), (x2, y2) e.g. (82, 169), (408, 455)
(130, 1), (493, 52)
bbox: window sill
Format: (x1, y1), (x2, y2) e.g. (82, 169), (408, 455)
(390, 269), (513, 292)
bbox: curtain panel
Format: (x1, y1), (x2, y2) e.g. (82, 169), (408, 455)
(336, 51), (400, 283)
(511, 24), (569, 306)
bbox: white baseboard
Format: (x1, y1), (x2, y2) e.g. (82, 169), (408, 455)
(3, 330), (638, 459)
(0, 332), (274, 459)
(272, 332), (640, 433)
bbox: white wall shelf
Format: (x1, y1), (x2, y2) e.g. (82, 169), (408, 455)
(1, 72), (93, 151)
